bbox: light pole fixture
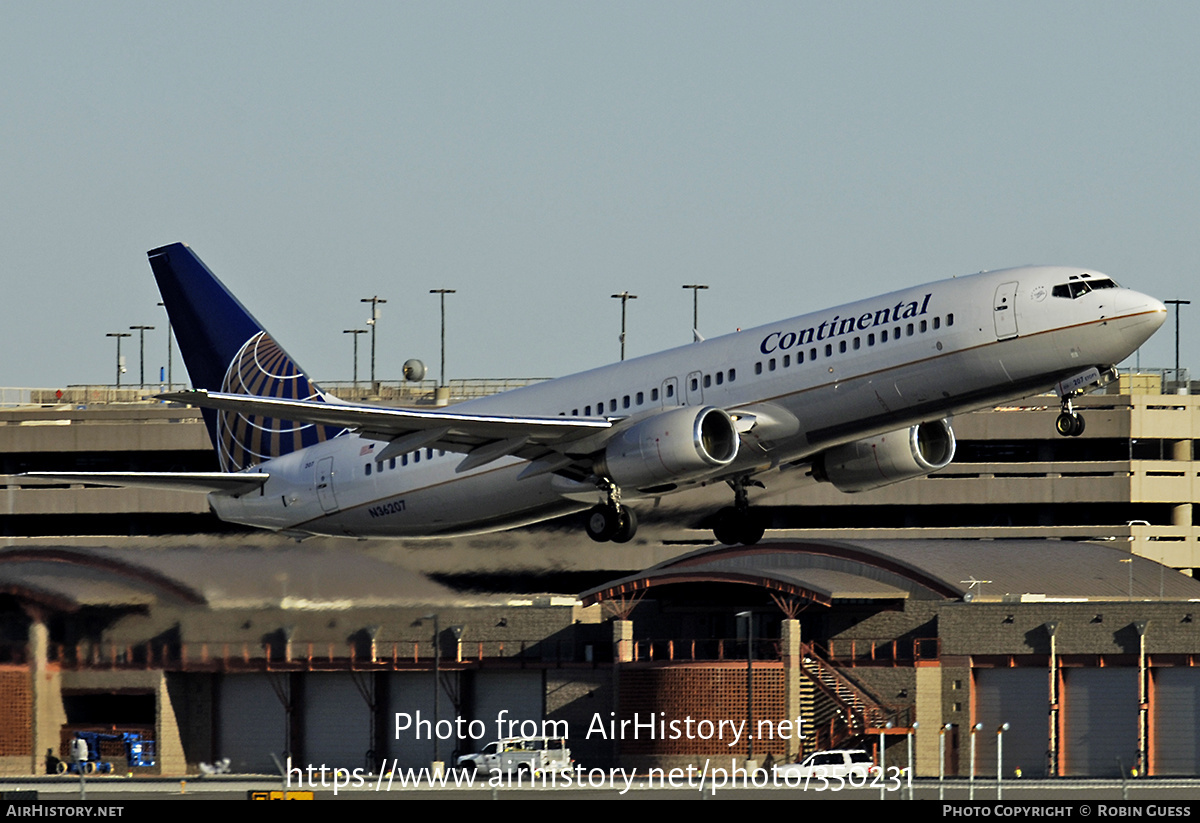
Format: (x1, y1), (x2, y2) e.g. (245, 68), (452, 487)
(996, 722), (1010, 799)
(939, 723), (953, 800)
(421, 612), (441, 769)
(1164, 299), (1190, 387)
(969, 722), (983, 800)
(157, 302), (173, 388)
(1121, 557), (1134, 600)
(682, 284), (708, 342)
(129, 325), (155, 388)
(907, 722), (918, 800)
(736, 610), (753, 763)
(360, 295), (388, 386)
(106, 332), (131, 387)
(878, 720), (893, 800)
(430, 289), (456, 387)
(343, 329), (367, 386)
(611, 291), (638, 361)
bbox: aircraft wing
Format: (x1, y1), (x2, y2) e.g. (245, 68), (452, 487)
(20, 471), (269, 495)
(159, 390), (615, 476)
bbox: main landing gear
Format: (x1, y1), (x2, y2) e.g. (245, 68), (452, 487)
(585, 478), (638, 544)
(1055, 395), (1086, 437)
(712, 476), (767, 546)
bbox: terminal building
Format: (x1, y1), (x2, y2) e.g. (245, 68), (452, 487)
(2, 377), (1199, 778)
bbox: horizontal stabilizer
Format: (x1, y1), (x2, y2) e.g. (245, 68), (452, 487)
(21, 472), (269, 495)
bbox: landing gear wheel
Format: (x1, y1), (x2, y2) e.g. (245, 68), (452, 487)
(1055, 412), (1085, 437)
(1055, 412), (1074, 436)
(738, 511), (766, 546)
(611, 507), (638, 543)
(713, 507), (740, 545)
(586, 505), (619, 542)
(713, 507), (765, 545)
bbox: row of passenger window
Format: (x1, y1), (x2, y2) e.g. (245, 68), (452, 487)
(754, 314), (955, 375)
(559, 369), (739, 418)
(365, 448), (445, 476)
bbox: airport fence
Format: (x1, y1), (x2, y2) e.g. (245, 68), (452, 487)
(312, 378), (550, 405)
(2, 635), (936, 671)
(29, 638), (593, 671)
(816, 637), (940, 665)
(0, 385), (191, 407)
(0, 379), (548, 407)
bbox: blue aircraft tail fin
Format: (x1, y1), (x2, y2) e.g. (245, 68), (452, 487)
(148, 243), (344, 471)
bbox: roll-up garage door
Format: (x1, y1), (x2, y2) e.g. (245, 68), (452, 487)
(1151, 668), (1200, 775)
(470, 670), (545, 739)
(303, 673), (372, 772)
(217, 674), (288, 773)
(1063, 668), (1137, 777)
(386, 672), (460, 769)
(973, 668), (1049, 778)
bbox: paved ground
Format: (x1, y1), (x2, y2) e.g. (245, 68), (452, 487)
(4, 775), (1200, 802)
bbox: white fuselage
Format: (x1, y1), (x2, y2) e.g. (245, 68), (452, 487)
(210, 266), (1165, 538)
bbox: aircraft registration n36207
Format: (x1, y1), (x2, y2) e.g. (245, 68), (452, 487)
(33, 245), (1166, 545)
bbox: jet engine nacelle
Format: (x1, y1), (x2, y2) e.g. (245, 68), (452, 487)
(596, 405), (739, 490)
(812, 419), (956, 493)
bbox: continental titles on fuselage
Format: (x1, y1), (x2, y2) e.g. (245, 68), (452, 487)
(759, 293), (933, 355)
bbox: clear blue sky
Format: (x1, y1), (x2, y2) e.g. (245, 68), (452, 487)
(2, 2), (1197, 388)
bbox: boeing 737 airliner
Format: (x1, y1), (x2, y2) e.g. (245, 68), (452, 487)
(33, 245), (1166, 545)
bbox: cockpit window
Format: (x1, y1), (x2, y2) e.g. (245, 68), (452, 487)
(1051, 277), (1118, 299)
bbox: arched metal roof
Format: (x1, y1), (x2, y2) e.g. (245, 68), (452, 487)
(580, 539), (1200, 606)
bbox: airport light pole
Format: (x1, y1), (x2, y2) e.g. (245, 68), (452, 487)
(997, 722), (1010, 800)
(939, 723), (953, 800)
(430, 289), (456, 387)
(129, 325), (155, 388)
(907, 722), (918, 801)
(157, 302), (173, 388)
(736, 610), (753, 764)
(421, 613), (441, 771)
(1165, 299), (1190, 388)
(878, 720), (893, 800)
(969, 722), (983, 800)
(611, 291), (638, 361)
(106, 332), (131, 387)
(343, 329), (367, 387)
(360, 295), (387, 387)
(682, 284), (708, 342)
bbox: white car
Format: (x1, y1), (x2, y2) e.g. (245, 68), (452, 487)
(774, 749), (878, 780)
(456, 736), (572, 776)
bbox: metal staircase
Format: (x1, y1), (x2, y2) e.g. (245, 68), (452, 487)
(798, 641), (904, 752)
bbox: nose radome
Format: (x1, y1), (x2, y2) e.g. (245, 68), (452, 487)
(1143, 294), (1168, 332)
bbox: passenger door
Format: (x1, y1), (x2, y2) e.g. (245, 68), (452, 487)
(993, 281), (1019, 340)
(315, 457), (339, 513)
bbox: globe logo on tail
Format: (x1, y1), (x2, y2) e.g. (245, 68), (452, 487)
(216, 332), (343, 472)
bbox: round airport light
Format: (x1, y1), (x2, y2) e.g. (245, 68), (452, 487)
(403, 359), (426, 382)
